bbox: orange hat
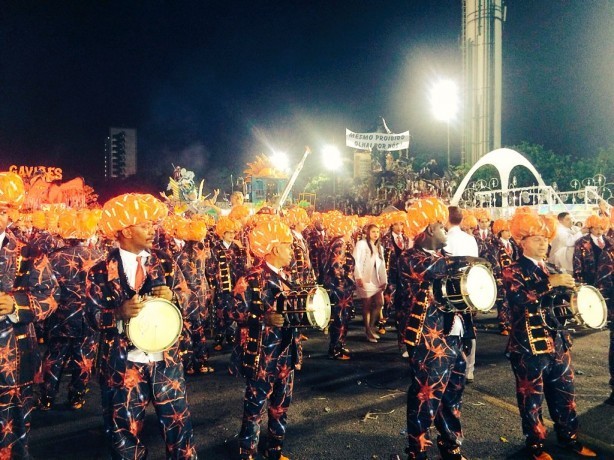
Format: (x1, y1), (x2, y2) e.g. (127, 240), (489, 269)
(382, 210), (409, 228)
(99, 193), (168, 239)
(406, 197), (448, 237)
(585, 214), (610, 230)
(173, 216), (208, 241)
(461, 214), (478, 231)
(283, 207), (310, 229)
(474, 208), (491, 223)
(215, 216), (238, 238)
(32, 210), (47, 230)
(248, 218), (292, 259)
(228, 204), (250, 221)
(0, 172), (25, 210)
(510, 207), (557, 242)
(326, 215), (357, 237)
(57, 209), (101, 239)
(492, 218), (511, 235)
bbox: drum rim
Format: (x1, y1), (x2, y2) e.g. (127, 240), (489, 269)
(461, 263), (497, 311)
(126, 298), (183, 353)
(306, 286), (331, 330)
(570, 285), (607, 329)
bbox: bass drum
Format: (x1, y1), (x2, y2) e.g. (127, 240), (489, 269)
(126, 298), (183, 353)
(569, 285), (607, 329)
(438, 263), (497, 312)
(276, 286), (331, 330)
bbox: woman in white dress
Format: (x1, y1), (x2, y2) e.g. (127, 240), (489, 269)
(353, 224), (388, 342)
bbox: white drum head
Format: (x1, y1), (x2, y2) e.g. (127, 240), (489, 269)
(306, 287), (331, 330)
(464, 264), (497, 312)
(127, 298), (183, 353)
(575, 285), (607, 329)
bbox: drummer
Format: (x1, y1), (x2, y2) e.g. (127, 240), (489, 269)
(86, 193), (198, 459)
(596, 225), (614, 406)
(398, 197), (476, 460)
(502, 207), (597, 460)
(229, 218), (300, 460)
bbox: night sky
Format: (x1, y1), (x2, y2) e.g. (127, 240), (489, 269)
(1, 1), (612, 187)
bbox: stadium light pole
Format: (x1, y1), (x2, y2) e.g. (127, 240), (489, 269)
(322, 145), (342, 210)
(430, 79), (459, 170)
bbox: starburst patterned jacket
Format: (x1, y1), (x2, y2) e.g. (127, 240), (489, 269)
(86, 248), (190, 387)
(0, 229), (59, 387)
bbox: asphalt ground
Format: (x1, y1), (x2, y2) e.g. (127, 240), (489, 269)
(31, 311), (614, 460)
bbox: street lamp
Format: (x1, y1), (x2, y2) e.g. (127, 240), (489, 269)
(269, 151), (290, 173)
(430, 79), (459, 170)
(322, 145), (342, 210)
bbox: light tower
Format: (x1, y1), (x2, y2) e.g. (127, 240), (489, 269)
(462, 0), (506, 165)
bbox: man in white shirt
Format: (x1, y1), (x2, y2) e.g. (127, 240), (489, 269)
(549, 212), (584, 273)
(444, 206), (479, 383)
(87, 193), (197, 459)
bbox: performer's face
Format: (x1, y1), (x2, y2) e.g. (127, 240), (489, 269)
(560, 214), (573, 228)
(0, 206), (10, 234)
(500, 230), (511, 240)
(589, 226), (605, 238)
(120, 221), (156, 253)
(478, 219), (490, 230)
(367, 226), (380, 242)
(430, 222), (447, 248)
(223, 230), (236, 244)
(392, 222), (403, 234)
(521, 235), (549, 259)
(273, 242), (293, 268)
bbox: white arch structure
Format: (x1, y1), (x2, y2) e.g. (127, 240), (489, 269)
(451, 148), (547, 207)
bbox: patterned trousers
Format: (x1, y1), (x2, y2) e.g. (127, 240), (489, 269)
(328, 289), (353, 354)
(609, 328), (614, 388)
(0, 384), (34, 460)
(100, 359), (197, 460)
(179, 316), (209, 371)
(41, 335), (98, 399)
(406, 336), (466, 456)
(238, 372), (294, 460)
(509, 350), (578, 446)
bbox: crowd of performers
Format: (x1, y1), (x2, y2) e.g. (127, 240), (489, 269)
(0, 169), (612, 460)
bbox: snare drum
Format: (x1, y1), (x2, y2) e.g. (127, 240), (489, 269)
(569, 285), (607, 329)
(126, 298), (183, 353)
(438, 263), (497, 312)
(276, 286), (331, 330)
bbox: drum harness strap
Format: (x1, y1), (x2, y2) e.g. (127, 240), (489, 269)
(242, 275), (265, 378)
(523, 266), (559, 355)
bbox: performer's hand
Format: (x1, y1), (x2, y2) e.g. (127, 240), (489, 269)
(549, 273), (576, 289)
(356, 279), (364, 288)
(462, 338), (473, 355)
(151, 285), (173, 301)
(264, 312), (285, 328)
(118, 296), (144, 321)
(0, 293), (16, 315)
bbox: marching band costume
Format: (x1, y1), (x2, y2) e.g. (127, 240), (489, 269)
(572, 215), (611, 286)
(86, 193), (197, 460)
(303, 213), (328, 285)
(502, 208), (596, 460)
(322, 216), (356, 360)
(230, 218), (301, 460)
(492, 218), (521, 334)
(40, 209), (104, 410)
(596, 242), (614, 405)
(399, 198), (472, 460)
(206, 216), (248, 350)
(0, 172), (59, 458)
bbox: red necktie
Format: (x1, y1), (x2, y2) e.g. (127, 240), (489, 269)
(538, 261), (548, 273)
(597, 238), (605, 249)
(396, 235), (403, 249)
(135, 256), (145, 290)
(505, 242), (512, 255)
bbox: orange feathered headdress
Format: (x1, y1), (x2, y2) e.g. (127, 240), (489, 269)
(248, 218), (293, 259)
(57, 209), (101, 239)
(585, 214), (610, 230)
(174, 216), (208, 241)
(510, 207), (557, 242)
(492, 218), (511, 235)
(283, 206), (310, 229)
(228, 204), (250, 221)
(0, 172), (25, 210)
(405, 197), (448, 237)
(461, 213), (478, 231)
(326, 215), (357, 237)
(99, 193), (168, 239)
(474, 208), (491, 223)
(215, 216), (239, 238)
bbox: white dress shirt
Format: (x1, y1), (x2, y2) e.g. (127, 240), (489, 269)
(118, 248), (164, 363)
(549, 223), (583, 273)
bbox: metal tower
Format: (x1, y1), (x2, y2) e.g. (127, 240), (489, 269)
(461, 0), (506, 165)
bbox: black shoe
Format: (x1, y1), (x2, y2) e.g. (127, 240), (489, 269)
(437, 437), (467, 460)
(559, 438), (597, 457)
(604, 390), (614, 405)
(404, 447), (428, 460)
(68, 391), (86, 410)
(38, 395), (53, 411)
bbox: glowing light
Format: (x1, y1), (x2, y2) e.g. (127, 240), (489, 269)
(322, 145), (342, 171)
(269, 151), (290, 172)
(430, 79), (459, 122)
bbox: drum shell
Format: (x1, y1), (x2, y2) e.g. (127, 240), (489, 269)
(435, 264), (496, 313)
(275, 286), (331, 329)
(568, 284), (607, 329)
